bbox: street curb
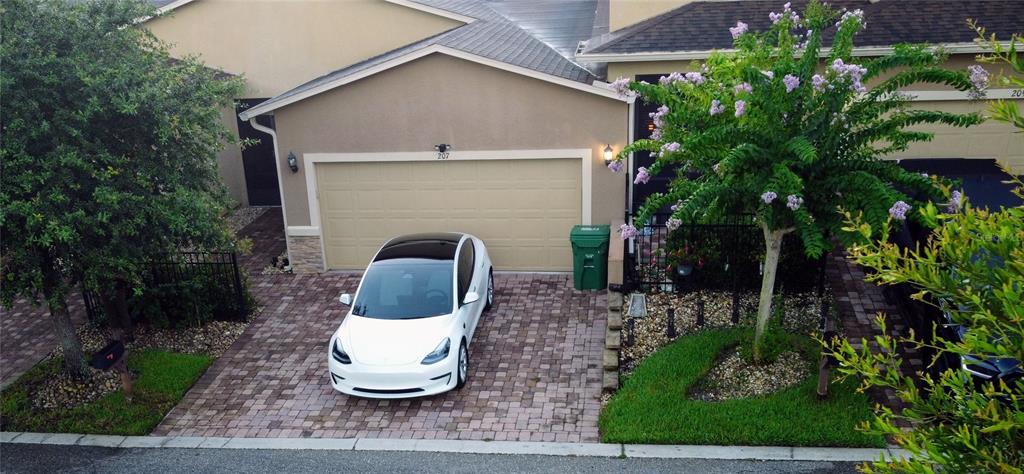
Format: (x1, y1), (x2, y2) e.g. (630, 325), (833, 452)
(0, 432), (904, 462)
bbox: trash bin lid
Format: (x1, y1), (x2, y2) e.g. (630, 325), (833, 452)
(570, 225), (610, 240)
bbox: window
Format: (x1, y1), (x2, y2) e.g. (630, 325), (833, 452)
(351, 258), (454, 319)
(457, 241), (475, 304)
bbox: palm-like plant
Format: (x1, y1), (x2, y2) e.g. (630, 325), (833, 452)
(610, 0), (985, 362)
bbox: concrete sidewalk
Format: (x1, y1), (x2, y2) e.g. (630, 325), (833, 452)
(1, 432), (902, 462)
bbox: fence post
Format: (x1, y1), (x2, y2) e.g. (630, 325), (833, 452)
(666, 307), (676, 338)
(230, 252), (247, 322)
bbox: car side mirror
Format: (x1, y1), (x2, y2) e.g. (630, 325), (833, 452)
(339, 293), (352, 306)
(462, 291), (480, 305)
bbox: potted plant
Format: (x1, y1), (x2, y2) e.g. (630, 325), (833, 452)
(666, 244), (704, 277)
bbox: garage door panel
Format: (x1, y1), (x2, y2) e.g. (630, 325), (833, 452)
(316, 158), (581, 271)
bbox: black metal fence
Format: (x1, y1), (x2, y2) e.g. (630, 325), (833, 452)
(622, 212), (828, 298)
(83, 251), (249, 327)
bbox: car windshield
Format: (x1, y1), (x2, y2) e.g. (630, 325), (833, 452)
(351, 258), (454, 319)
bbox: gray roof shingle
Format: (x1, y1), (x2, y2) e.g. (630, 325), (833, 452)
(584, 0), (1024, 55)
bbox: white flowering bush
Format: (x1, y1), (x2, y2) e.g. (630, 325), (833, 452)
(609, 0), (985, 362)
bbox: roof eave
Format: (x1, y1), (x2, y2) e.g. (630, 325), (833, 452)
(579, 42), (1002, 63)
(383, 0), (478, 24)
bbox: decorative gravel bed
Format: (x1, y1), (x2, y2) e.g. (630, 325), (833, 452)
(227, 206), (268, 234)
(39, 318), (251, 410)
(620, 290), (833, 376)
(689, 347), (810, 402)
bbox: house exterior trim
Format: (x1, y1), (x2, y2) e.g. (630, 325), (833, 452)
(383, 0), (477, 24)
(579, 42), (1009, 63)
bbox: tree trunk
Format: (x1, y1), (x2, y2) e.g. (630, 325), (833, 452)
(99, 278), (135, 342)
(47, 296), (89, 379)
(753, 224), (790, 364)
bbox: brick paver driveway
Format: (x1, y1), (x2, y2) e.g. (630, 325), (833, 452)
(154, 213), (607, 441)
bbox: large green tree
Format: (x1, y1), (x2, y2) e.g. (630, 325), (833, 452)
(609, 1), (984, 361)
(1, 0), (244, 377)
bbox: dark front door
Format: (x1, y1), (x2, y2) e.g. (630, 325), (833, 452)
(631, 74), (675, 214)
(236, 99), (281, 206)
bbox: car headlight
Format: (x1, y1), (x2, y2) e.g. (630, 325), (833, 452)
(421, 338), (450, 365)
(332, 338), (351, 364)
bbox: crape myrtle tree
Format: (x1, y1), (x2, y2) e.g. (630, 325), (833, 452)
(607, 0), (985, 362)
(1, 0), (245, 377)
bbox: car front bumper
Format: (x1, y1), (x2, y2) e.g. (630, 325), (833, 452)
(327, 355), (457, 399)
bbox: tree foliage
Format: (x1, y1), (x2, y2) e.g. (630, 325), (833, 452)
(830, 179), (1024, 473)
(609, 1), (984, 360)
(971, 21), (1024, 130)
(0, 0), (245, 375)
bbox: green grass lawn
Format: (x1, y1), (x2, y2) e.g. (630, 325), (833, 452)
(601, 328), (884, 447)
(0, 349), (212, 435)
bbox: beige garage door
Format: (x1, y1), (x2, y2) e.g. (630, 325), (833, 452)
(316, 158), (582, 271)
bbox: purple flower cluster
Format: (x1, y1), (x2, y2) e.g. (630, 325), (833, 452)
(811, 74), (827, 92)
(670, 200), (683, 212)
(786, 194), (803, 211)
(619, 224), (640, 240)
(709, 100), (725, 116)
(830, 59), (868, 93)
(611, 77), (632, 97)
(837, 9), (865, 28)
(685, 71), (706, 85)
(769, 2), (800, 25)
(712, 163), (722, 174)
(607, 160), (624, 173)
(734, 82), (752, 94)
(658, 142), (681, 157)
(783, 74), (800, 93)
(666, 218), (683, 231)
(947, 190), (963, 213)
(762, 70), (775, 79)
(734, 100), (747, 117)
(888, 200), (911, 221)
(650, 105), (669, 128)
(634, 167), (651, 185)
(729, 21), (749, 39)
(968, 65), (989, 91)
(659, 72), (685, 85)
(761, 191), (778, 204)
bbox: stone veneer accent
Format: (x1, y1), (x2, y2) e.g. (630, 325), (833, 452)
(287, 235), (324, 273)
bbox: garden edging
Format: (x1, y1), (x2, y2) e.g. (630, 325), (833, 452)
(0, 431), (908, 462)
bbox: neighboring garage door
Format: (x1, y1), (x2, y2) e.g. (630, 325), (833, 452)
(317, 158), (582, 271)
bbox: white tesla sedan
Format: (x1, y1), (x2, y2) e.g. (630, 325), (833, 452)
(328, 233), (493, 398)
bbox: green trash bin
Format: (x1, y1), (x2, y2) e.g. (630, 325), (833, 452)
(570, 225), (610, 290)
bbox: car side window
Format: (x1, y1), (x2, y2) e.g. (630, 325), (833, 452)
(457, 242), (475, 304)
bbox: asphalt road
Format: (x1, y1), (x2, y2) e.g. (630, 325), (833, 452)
(0, 443), (861, 474)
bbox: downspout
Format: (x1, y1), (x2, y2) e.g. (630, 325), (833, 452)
(248, 117), (292, 261)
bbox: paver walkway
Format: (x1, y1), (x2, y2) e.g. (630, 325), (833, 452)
(0, 294), (87, 390)
(153, 210), (607, 442)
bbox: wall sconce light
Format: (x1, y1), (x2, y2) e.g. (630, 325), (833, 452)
(287, 151), (299, 173)
(603, 144), (614, 163)
(435, 143), (452, 160)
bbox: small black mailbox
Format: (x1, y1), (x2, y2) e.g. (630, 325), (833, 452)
(90, 340), (125, 370)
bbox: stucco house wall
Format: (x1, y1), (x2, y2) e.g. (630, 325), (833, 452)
(270, 53), (629, 268)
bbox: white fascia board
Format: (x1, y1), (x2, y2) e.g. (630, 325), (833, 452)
(135, 0), (199, 24)
(384, 0), (477, 24)
(579, 42), (1007, 64)
(239, 45), (628, 121)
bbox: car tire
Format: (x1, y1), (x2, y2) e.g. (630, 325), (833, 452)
(484, 269), (494, 312)
(455, 340), (469, 390)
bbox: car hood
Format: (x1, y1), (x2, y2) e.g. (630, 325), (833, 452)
(339, 314), (455, 366)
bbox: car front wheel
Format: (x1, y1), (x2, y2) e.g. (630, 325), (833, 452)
(484, 270), (494, 311)
(455, 340), (469, 390)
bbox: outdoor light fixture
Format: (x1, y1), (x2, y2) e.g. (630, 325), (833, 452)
(603, 144), (614, 162)
(435, 143), (451, 160)
(287, 151), (299, 173)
